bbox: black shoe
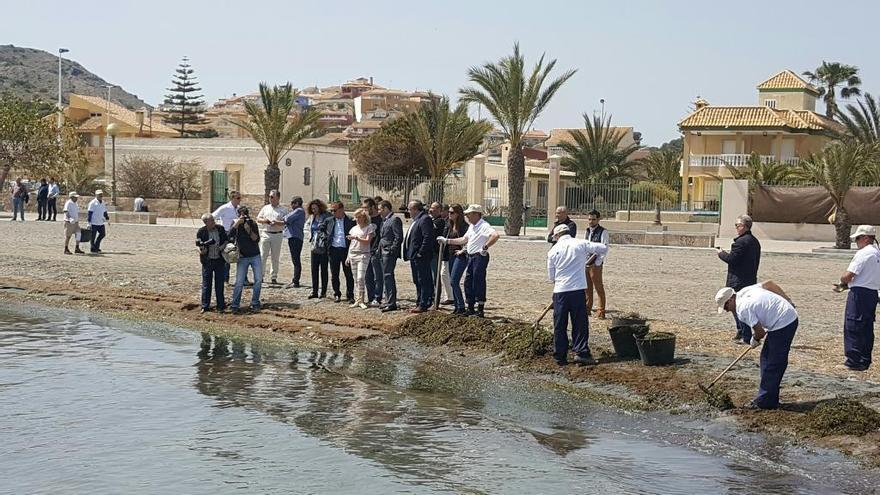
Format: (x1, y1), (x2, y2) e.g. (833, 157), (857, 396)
(250, 306), (261, 313)
(75, 248), (85, 254)
(573, 354), (598, 366)
(347, 298), (355, 304)
(308, 293), (319, 299)
(200, 308), (208, 314)
(334, 296), (342, 303)
(217, 308), (227, 314)
(469, 305), (485, 318)
(845, 363), (869, 372)
(381, 305), (398, 313)
(271, 279), (278, 285)
(555, 359), (568, 367)
(230, 308), (242, 315)
(440, 299), (454, 306)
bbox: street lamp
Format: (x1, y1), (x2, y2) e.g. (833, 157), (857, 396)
(107, 123), (120, 207)
(57, 48), (69, 132)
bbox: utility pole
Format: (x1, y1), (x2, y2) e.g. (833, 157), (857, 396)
(57, 48), (69, 133)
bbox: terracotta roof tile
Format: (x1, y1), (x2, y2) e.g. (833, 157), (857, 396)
(756, 70), (819, 94)
(70, 94), (179, 136)
(545, 126), (633, 147)
(678, 105), (838, 132)
(76, 116), (104, 131)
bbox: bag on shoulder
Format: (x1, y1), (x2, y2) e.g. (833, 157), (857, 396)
(311, 229), (329, 256)
(222, 243), (239, 264)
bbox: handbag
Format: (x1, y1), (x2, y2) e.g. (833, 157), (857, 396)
(311, 224), (329, 255)
(222, 243), (239, 264)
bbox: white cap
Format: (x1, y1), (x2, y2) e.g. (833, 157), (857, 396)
(552, 224), (570, 236)
(463, 204), (484, 214)
(850, 225), (877, 239)
(715, 287), (735, 314)
(68, 191), (79, 198)
(95, 189), (104, 195)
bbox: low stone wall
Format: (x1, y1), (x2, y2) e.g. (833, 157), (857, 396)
(612, 210), (719, 223)
(72, 195), (212, 219)
(611, 230), (716, 248)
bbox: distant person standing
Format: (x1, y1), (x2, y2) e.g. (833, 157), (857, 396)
(229, 206), (263, 313)
(10, 177), (27, 221)
(47, 178), (60, 221)
(256, 190), (288, 285)
(377, 200), (403, 312)
(87, 190), (109, 253)
(324, 201), (356, 303)
(439, 204), (500, 318)
(361, 197), (384, 306)
(134, 195), (148, 212)
(62, 191), (84, 255)
(283, 196), (306, 289)
(36, 178), (49, 221)
(346, 208), (377, 309)
(718, 214), (761, 344)
(716, 281), (798, 409)
(212, 190), (242, 284)
(547, 224), (609, 366)
(196, 213), (228, 313)
(307, 199), (331, 299)
(838, 225), (880, 371)
(547, 206), (577, 244)
(585, 209), (610, 319)
(403, 200), (435, 313)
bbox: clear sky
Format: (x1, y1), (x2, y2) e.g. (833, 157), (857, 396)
(4, 0), (878, 145)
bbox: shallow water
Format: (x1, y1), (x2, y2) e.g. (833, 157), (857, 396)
(0, 304), (877, 494)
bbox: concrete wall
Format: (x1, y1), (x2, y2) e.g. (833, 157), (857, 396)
(719, 179), (748, 238)
(757, 90), (817, 112)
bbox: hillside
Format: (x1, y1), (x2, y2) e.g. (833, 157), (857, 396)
(0, 44), (150, 110)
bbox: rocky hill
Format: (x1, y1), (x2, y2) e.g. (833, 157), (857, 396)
(0, 44), (150, 110)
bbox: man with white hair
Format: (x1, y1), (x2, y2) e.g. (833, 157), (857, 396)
(256, 190), (288, 285)
(87, 190), (109, 253)
(718, 214), (761, 344)
(439, 204), (500, 318)
(838, 225), (880, 371)
(716, 280), (798, 409)
(547, 224), (608, 366)
(196, 213), (228, 313)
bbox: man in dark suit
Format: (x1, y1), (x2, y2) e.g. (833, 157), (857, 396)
(378, 200), (403, 312)
(323, 201), (356, 303)
(718, 214), (762, 344)
(403, 200), (435, 313)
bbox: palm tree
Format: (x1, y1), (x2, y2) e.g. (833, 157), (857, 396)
(836, 93), (880, 145)
(718, 152), (795, 213)
(558, 113), (641, 182)
(794, 142), (872, 249)
(803, 62), (861, 120)
(232, 83), (321, 201)
(405, 96), (492, 203)
(639, 148), (682, 188)
(460, 43), (576, 235)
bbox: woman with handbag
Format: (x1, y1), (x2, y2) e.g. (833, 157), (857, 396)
(307, 199), (331, 299)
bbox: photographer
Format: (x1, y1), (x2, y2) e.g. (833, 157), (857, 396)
(229, 206), (263, 313)
(196, 213), (228, 314)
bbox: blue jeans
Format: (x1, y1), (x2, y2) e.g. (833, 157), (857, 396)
(201, 258), (226, 310)
(449, 255), (467, 311)
(12, 197), (25, 220)
(464, 253), (489, 307)
(755, 319), (798, 409)
(90, 224), (106, 251)
(231, 255), (263, 310)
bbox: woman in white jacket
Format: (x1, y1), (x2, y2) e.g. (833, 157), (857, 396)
(346, 208), (376, 309)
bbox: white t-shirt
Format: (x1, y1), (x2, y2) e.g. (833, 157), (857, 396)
(348, 223), (376, 256)
(212, 202), (238, 232)
(257, 204), (288, 234)
(547, 235), (609, 293)
(735, 284), (798, 332)
(847, 244), (880, 290)
(134, 197), (145, 211)
(87, 199), (108, 226)
(462, 218), (495, 255)
(63, 200), (79, 222)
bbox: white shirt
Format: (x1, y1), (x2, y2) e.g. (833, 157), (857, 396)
(547, 235), (609, 293)
(348, 223), (376, 256)
(87, 199), (108, 226)
(847, 244), (880, 290)
(63, 199), (79, 222)
(735, 284), (798, 332)
(48, 183), (60, 199)
(461, 218), (495, 255)
(586, 226), (611, 266)
(257, 203), (288, 234)
(213, 201), (238, 232)
(134, 197), (145, 211)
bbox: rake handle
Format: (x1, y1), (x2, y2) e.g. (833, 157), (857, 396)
(706, 345), (754, 390)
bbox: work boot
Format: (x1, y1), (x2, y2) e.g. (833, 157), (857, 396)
(469, 304), (485, 318)
(464, 304), (475, 317)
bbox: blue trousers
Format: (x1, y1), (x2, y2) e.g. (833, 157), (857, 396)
(449, 255), (467, 311)
(755, 319), (798, 409)
(231, 255), (263, 310)
(201, 258), (226, 310)
(553, 290), (590, 361)
(410, 257), (433, 309)
(733, 312), (752, 343)
(464, 253), (489, 307)
(12, 197), (25, 220)
(90, 224), (106, 251)
(844, 287), (877, 370)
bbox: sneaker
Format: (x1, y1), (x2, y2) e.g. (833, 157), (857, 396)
(349, 302), (358, 308)
(200, 308), (208, 314)
(358, 303), (368, 310)
(334, 296), (342, 303)
(284, 282), (298, 289)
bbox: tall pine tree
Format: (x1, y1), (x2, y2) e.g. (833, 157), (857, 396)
(163, 57), (207, 136)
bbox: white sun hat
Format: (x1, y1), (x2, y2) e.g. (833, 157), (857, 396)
(94, 189), (104, 195)
(463, 204), (484, 214)
(552, 224), (570, 236)
(850, 225), (877, 239)
(68, 191), (79, 198)
(715, 287), (735, 314)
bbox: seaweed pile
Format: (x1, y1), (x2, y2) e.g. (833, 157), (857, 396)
(704, 387), (735, 410)
(803, 399), (880, 437)
(394, 312), (553, 361)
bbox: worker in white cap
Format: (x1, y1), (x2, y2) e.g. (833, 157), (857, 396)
(547, 223), (608, 366)
(63, 191), (84, 255)
(838, 225), (880, 371)
(716, 280), (798, 409)
(87, 189), (109, 253)
(438, 204), (499, 317)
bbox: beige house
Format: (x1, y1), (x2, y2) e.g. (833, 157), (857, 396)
(678, 70), (840, 207)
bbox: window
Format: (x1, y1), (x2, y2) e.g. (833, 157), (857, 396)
(764, 99), (777, 109)
(489, 179), (499, 188)
(303, 167), (311, 186)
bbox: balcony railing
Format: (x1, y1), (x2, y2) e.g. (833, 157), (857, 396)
(689, 154), (800, 167)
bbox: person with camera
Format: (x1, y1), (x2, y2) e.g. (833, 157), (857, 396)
(196, 213), (228, 313)
(229, 206), (263, 313)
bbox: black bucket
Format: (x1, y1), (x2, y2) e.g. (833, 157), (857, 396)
(635, 332), (676, 366)
(608, 324), (649, 359)
(610, 317), (647, 328)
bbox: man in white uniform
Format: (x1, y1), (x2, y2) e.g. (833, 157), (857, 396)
(63, 192), (84, 254)
(256, 190), (288, 285)
(716, 280), (798, 409)
(547, 224), (608, 366)
(838, 225), (880, 371)
(87, 190), (109, 253)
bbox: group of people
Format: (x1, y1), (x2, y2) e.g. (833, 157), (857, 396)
(715, 215), (879, 410)
(8, 177), (61, 222)
(201, 191), (501, 316)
